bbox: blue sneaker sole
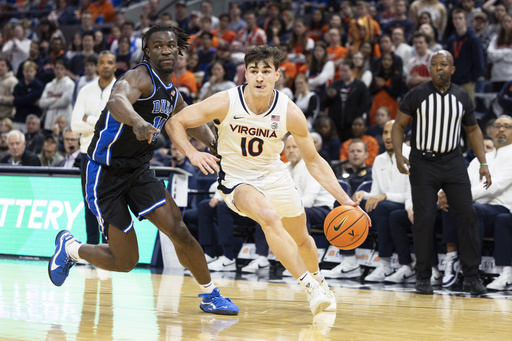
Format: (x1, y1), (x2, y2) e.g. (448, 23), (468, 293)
(200, 305), (239, 315)
(48, 230), (69, 287)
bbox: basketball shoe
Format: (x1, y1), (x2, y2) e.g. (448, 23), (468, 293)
(48, 230), (81, 286)
(384, 265), (416, 284)
(322, 256), (361, 279)
(198, 287), (239, 315)
(442, 254), (461, 288)
(487, 268), (512, 291)
(306, 282), (332, 315)
(208, 256), (236, 271)
(431, 266), (442, 286)
(319, 279), (337, 312)
(463, 276), (487, 295)
(365, 263), (394, 282)
(241, 256), (270, 273)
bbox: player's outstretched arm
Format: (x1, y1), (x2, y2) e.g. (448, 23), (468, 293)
(106, 68), (158, 143)
(168, 91), (229, 174)
(286, 100), (354, 207)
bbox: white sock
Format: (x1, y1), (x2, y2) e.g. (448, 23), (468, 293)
(200, 281), (216, 294)
(446, 251), (457, 260)
(379, 257), (391, 268)
(502, 266), (512, 275)
(310, 269), (325, 283)
(344, 255), (357, 265)
(67, 240), (82, 261)
(298, 272), (318, 291)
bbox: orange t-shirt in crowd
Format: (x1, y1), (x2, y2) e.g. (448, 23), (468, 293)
(339, 135), (380, 167)
(211, 29), (237, 44)
(171, 71), (198, 98)
(327, 45), (348, 80)
(88, 0), (116, 23)
(279, 61), (297, 88)
(188, 34), (219, 52)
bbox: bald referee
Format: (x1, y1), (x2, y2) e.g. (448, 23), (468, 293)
(392, 50), (491, 295)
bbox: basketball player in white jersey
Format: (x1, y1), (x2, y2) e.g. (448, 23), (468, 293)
(168, 45), (371, 315)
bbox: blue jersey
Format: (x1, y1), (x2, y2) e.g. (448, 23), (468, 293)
(88, 61), (178, 168)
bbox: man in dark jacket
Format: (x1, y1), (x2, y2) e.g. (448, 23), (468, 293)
(12, 61), (44, 131)
(0, 129), (41, 166)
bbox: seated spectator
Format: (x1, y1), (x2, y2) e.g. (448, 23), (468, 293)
(439, 115), (512, 290)
(0, 130), (9, 158)
(65, 33), (83, 61)
(304, 41), (335, 103)
(40, 36), (69, 85)
(188, 15), (219, 53)
(53, 115), (69, 154)
(348, 120), (413, 283)
(24, 115), (45, 155)
(109, 22), (143, 63)
(48, 0), (79, 26)
(383, 0), (414, 38)
(287, 19), (314, 68)
(367, 106), (391, 154)
(352, 50), (373, 88)
(405, 32), (433, 89)
(68, 32), (98, 82)
(418, 23), (443, 53)
(39, 60), (74, 133)
(498, 80), (512, 116)
(94, 31), (108, 54)
(187, 52), (204, 91)
(277, 44), (297, 89)
(0, 58), (17, 120)
(227, 2), (246, 34)
(56, 128), (81, 168)
(310, 131), (331, 164)
(0, 118), (14, 132)
(275, 70), (293, 100)
(199, 62), (236, 101)
(212, 13), (237, 45)
(171, 50), (198, 105)
(12, 61), (44, 132)
(0, 130), (41, 166)
(333, 138), (373, 196)
(326, 28), (348, 81)
(38, 134), (63, 166)
(243, 135), (335, 274)
(1, 24), (31, 76)
(73, 55), (98, 104)
(115, 35), (136, 78)
(314, 116), (341, 162)
(267, 17), (290, 48)
(347, 1), (381, 54)
(391, 28), (413, 75)
(339, 117), (380, 166)
(235, 10), (267, 51)
(308, 8), (329, 42)
(196, 32), (216, 72)
(202, 41), (237, 84)
(294, 75), (319, 129)
(373, 34), (403, 75)
(369, 52), (404, 125)
(16, 41), (48, 81)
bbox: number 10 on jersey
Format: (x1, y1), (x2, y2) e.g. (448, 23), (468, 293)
(241, 137), (264, 157)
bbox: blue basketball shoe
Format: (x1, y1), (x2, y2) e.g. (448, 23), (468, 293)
(48, 230), (81, 287)
(198, 287), (239, 315)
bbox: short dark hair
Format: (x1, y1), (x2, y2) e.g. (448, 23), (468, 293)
(0, 57), (10, 68)
(244, 45), (284, 70)
(142, 24), (190, 60)
(55, 59), (67, 69)
(413, 32), (430, 45)
(84, 55), (97, 65)
(82, 31), (95, 40)
(340, 58), (355, 70)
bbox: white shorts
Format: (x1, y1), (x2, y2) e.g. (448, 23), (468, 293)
(218, 170), (304, 218)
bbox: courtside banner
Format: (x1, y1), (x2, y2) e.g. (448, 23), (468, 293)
(0, 175), (155, 264)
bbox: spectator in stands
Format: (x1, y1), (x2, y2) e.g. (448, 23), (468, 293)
(49, 0), (79, 26)
(383, 0), (414, 39)
(39, 60), (74, 133)
(416, 11), (441, 42)
(68, 32), (98, 81)
(0, 58), (17, 120)
(314, 116), (341, 162)
(114, 35), (135, 78)
(24, 114), (45, 155)
(88, 0), (115, 23)
(498, 81), (512, 116)
(1, 24), (31, 76)
(53, 115), (69, 153)
(347, 1), (381, 54)
(310, 131), (331, 163)
(12, 61), (44, 132)
(418, 23), (443, 53)
(0, 129), (41, 166)
(374, 34), (403, 74)
(333, 139), (372, 196)
(212, 13), (237, 45)
(38, 134), (63, 166)
(16, 41), (47, 81)
(409, 0), (447, 35)
(65, 33), (83, 61)
(267, 18), (290, 48)
(0, 118), (14, 132)
(487, 14), (512, 93)
(199, 62), (236, 101)
(171, 50), (197, 105)
(244, 134), (335, 274)
(175, 0), (190, 33)
(0, 130), (10, 158)
(326, 28), (348, 81)
(294, 74), (319, 129)
(472, 12), (493, 54)
(439, 115), (512, 290)
(405, 32), (433, 89)
(352, 50), (373, 88)
(351, 120), (413, 283)
(40, 36), (68, 85)
(79, 11), (95, 34)
(324, 59), (370, 142)
(196, 32), (216, 73)
(56, 128), (80, 168)
(304, 41), (335, 103)
(287, 19), (314, 67)
(227, 2), (246, 34)
(377, 0), (396, 28)
(73, 55), (98, 104)
(203, 41), (237, 84)
(188, 15), (219, 53)
(94, 30), (108, 54)
(339, 117), (379, 166)
(198, 0), (217, 28)
(367, 106), (391, 153)
(308, 8), (329, 42)
(110, 21), (143, 63)
(369, 52), (404, 125)
(236, 10), (267, 51)
(446, 9), (485, 100)
(391, 28), (413, 74)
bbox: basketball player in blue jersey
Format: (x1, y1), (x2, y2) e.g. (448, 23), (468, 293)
(169, 45), (371, 315)
(48, 25), (239, 316)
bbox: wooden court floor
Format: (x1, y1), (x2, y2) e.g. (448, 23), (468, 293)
(0, 258), (511, 341)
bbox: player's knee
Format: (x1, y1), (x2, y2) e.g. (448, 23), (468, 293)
(117, 256), (139, 272)
(258, 209), (282, 230)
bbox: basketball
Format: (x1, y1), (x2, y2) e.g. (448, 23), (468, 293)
(324, 205), (369, 250)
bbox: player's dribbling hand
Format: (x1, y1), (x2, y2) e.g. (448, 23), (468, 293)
(346, 201), (372, 227)
(189, 150), (220, 175)
(134, 121), (160, 144)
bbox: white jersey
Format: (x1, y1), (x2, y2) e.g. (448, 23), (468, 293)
(216, 85), (289, 189)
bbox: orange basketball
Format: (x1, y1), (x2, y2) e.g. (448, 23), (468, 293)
(324, 205), (369, 250)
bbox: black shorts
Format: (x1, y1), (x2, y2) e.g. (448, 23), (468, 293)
(85, 159), (166, 237)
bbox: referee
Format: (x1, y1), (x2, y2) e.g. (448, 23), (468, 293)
(392, 50), (491, 295)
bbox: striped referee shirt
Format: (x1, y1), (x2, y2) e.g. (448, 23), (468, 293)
(399, 81), (477, 153)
